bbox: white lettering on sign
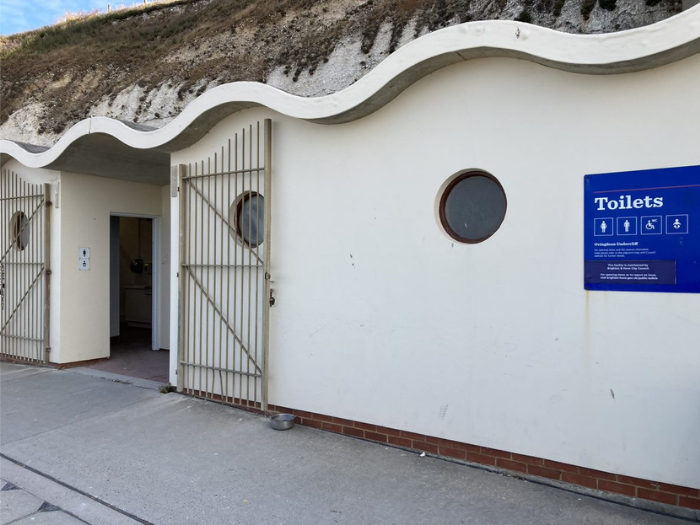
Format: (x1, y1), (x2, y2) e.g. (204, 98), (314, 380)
(594, 195), (663, 211)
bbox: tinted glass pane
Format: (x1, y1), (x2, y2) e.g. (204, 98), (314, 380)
(443, 175), (506, 241)
(11, 211), (29, 251)
(238, 195), (264, 246)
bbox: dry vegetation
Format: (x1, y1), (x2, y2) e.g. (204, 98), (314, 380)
(0, 0), (682, 137)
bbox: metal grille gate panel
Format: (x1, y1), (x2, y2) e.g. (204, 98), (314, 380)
(178, 119), (272, 411)
(0, 169), (51, 363)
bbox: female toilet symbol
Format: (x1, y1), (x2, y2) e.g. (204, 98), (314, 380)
(600, 221), (607, 233)
(673, 218), (681, 229)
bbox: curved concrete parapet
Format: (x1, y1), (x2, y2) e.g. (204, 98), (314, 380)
(2, 8), (700, 173)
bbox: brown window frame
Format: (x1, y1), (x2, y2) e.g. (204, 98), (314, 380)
(438, 171), (507, 244)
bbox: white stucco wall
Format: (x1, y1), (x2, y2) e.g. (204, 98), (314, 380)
(1, 161), (61, 362)
(59, 172), (166, 362)
(170, 52), (700, 489)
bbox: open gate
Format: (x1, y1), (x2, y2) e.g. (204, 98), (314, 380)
(177, 119), (272, 411)
(0, 169), (51, 363)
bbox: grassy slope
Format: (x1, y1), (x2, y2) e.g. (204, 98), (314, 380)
(0, 0), (681, 136)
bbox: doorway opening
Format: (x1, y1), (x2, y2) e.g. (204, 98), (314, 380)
(97, 215), (168, 383)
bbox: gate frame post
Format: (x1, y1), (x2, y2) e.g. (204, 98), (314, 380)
(261, 118), (272, 413)
(177, 164), (187, 391)
(43, 183), (52, 364)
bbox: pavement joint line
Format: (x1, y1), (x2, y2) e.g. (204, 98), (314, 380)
(5, 511), (40, 525)
(0, 452), (155, 525)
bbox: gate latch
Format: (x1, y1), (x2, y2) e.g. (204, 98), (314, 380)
(269, 288), (276, 307)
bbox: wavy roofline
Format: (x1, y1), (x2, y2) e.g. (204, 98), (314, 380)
(3, 10), (700, 173)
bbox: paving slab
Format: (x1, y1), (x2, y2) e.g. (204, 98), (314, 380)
(11, 511), (87, 525)
(70, 367), (164, 391)
(0, 363), (695, 525)
(0, 482), (43, 525)
(1, 459), (142, 525)
(0, 364), (160, 446)
(0, 365), (52, 382)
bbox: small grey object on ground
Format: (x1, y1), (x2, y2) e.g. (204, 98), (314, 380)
(0, 362), (695, 525)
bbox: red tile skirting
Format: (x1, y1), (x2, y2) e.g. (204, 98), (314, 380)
(268, 403), (700, 510)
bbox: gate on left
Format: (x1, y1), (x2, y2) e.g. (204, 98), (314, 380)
(0, 169), (51, 363)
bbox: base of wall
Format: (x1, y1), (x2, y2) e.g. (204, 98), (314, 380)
(57, 357), (109, 369)
(267, 404), (700, 516)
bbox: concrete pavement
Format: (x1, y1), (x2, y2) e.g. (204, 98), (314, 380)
(0, 363), (695, 525)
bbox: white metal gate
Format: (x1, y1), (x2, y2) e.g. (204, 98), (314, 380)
(0, 169), (51, 363)
(177, 119), (272, 411)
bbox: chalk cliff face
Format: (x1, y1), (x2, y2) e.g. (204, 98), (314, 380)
(0, 0), (682, 148)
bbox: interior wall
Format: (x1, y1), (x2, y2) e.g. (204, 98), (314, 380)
(59, 172), (163, 362)
(109, 216), (119, 337)
(170, 53), (700, 489)
(118, 217), (153, 321)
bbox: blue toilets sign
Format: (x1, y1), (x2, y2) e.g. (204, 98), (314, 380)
(584, 165), (700, 293)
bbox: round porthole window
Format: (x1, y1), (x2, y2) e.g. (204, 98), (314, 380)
(438, 171), (507, 243)
(230, 192), (265, 247)
(10, 211), (30, 251)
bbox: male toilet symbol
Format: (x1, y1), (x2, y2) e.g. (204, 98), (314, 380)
(624, 220), (630, 233)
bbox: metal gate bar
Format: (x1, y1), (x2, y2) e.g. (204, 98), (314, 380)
(178, 119), (272, 411)
(0, 169), (51, 363)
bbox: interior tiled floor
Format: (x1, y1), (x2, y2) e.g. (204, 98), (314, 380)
(82, 325), (169, 384)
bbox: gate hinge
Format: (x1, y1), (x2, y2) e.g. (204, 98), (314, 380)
(45, 269), (52, 276)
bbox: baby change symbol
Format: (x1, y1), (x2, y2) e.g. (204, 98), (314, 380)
(666, 214), (688, 234)
(594, 218), (613, 236)
(617, 217), (637, 236)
